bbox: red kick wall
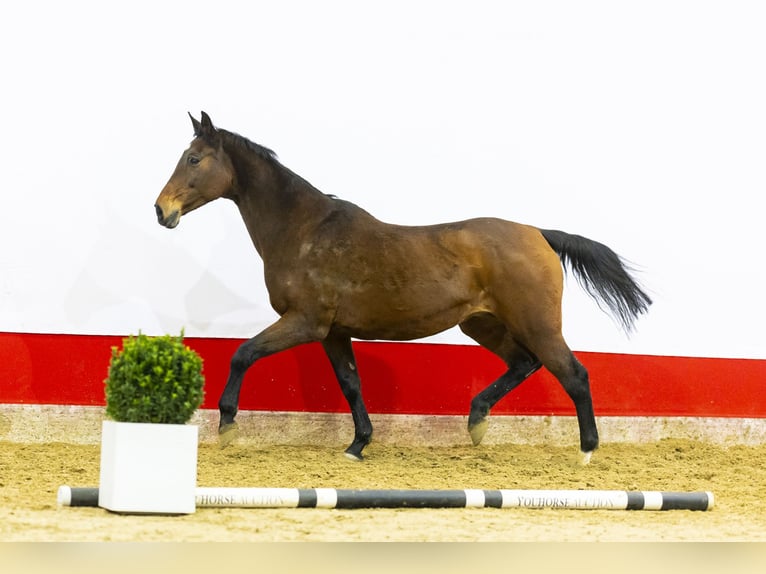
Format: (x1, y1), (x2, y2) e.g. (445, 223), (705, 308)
(1, 332), (764, 417)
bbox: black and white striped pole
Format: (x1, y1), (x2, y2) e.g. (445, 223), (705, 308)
(58, 486), (713, 511)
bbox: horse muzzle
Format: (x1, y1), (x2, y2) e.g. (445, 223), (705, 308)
(155, 204), (180, 229)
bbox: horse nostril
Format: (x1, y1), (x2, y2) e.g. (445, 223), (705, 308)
(154, 204), (164, 223)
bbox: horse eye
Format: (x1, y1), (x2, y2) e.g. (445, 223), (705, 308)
(188, 156), (200, 166)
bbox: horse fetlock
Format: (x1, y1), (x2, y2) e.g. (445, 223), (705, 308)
(219, 403), (238, 424)
(468, 399), (489, 424)
(580, 432), (599, 455)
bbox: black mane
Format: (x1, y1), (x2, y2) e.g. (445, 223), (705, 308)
(217, 128), (279, 163)
(215, 127), (340, 200)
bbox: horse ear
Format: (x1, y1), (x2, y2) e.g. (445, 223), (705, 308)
(189, 111), (219, 144)
(200, 111), (214, 130)
(189, 112), (203, 136)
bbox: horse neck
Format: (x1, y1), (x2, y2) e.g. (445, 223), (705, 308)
(231, 154), (333, 260)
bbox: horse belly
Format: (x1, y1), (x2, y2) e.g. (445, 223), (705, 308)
(333, 281), (480, 341)
(309, 220), (496, 340)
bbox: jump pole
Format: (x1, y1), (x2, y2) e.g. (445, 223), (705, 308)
(58, 486), (713, 511)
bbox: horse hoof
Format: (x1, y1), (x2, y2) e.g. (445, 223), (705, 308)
(468, 418), (489, 446)
(344, 451), (364, 462)
(218, 422), (240, 448)
(579, 450), (593, 466)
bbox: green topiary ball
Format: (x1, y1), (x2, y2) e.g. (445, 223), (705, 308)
(104, 331), (205, 424)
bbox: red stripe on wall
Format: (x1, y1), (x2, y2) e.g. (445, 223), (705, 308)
(1, 332), (764, 417)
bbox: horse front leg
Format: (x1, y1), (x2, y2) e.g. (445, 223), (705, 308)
(321, 333), (372, 461)
(218, 312), (326, 446)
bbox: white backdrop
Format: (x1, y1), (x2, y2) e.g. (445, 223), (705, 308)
(1, 1), (764, 359)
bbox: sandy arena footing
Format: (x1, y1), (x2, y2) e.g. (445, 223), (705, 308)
(1, 404), (765, 446)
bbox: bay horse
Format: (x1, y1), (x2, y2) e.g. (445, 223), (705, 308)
(154, 111), (651, 464)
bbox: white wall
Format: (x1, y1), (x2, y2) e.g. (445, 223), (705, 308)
(1, 1), (764, 359)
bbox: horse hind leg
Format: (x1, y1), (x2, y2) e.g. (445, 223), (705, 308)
(459, 314), (542, 446)
(321, 333), (373, 461)
(468, 356), (541, 446)
(531, 337), (599, 465)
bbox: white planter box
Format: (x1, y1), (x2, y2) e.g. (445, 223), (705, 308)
(98, 420), (198, 514)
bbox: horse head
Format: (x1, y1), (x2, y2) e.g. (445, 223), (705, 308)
(154, 111), (235, 228)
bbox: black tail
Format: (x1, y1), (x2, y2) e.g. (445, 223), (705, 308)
(540, 229), (652, 333)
